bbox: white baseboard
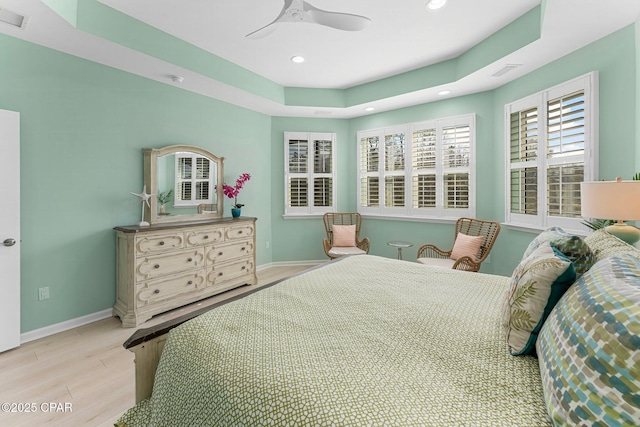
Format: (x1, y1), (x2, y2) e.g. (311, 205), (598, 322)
(20, 308), (113, 344)
(20, 262), (326, 343)
(257, 260), (325, 271)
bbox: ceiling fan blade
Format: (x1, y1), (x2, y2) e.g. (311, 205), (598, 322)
(245, 21), (280, 39)
(305, 5), (371, 32)
(245, 0), (293, 39)
(246, 0), (370, 38)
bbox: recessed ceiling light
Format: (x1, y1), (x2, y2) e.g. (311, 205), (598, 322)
(170, 75), (184, 83)
(437, 90), (451, 96)
(291, 55), (305, 64)
(426, 0), (447, 10)
(364, 107), (375, 112)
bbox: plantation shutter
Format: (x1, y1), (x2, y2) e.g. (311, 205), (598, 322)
(313, 138), (333, 208)
(288, 139), (308, 174)
(509, 107), (539, 215)
(289, 178), (308, 207)
(287, 138), (309, 207)
(412, 127), (437, 208)
(284, 132), (336, 215)
(442, 124), (470, 209)
(505, 72), (596, 230)
(314, 177), (332, 207)
(177, 157), (192, 202)
(383, 131), (406, 208)
(194, 157), (210, 201)
(175, 154), (212, 206)
(546, 90), (585, 218)
(360, 135), (380, 207)
(385, 176), (405, 207)
(357, 114), (475, 219)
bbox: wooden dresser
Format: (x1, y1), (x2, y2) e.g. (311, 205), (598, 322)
(113, 217), (257, 327)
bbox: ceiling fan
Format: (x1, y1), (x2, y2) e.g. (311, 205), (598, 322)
(246, 0), (371, 39)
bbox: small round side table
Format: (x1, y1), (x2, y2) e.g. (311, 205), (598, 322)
(387, 241), (413, 260)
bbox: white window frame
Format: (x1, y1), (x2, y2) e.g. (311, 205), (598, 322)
(284, 132), (337, 217)
(174, 152), (213, 207)
(356, 113), (476, 221)
(504, 72), (599, 233)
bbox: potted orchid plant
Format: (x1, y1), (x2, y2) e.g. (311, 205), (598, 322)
(223, 173), (251, 217)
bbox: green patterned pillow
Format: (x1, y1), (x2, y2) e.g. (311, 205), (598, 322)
(503, 242), (576, 356)
(584, 229), (640, 263)
(523, 227), (595, 278)
(536, 254), (640, 426)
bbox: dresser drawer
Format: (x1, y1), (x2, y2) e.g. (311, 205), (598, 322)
(136, 270), (207, 308)
(185, 227), (224, 247)
(208, 258), (254, 286)
(136, 232), (184, 254)
(224, 224), (254, 241)
(115, 217), (257, 327)
(136, 248), (205, 281)
(206, 240), (254, 265)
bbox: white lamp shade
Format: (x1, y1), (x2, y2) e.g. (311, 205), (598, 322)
(580, 180), (640, 220)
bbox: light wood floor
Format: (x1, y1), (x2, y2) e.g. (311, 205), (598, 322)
(0, 264), (316, 427)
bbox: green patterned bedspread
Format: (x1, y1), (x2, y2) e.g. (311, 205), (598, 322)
(117, 255), (551, 426)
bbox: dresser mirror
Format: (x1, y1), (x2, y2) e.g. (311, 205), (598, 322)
(143, 145), (224, 224)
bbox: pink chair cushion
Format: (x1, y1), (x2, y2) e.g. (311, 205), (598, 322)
(450, 233), (483, 261)
(332, 225), (356, 247)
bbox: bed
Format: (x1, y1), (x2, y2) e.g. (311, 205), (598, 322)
(116, 229), (640, 427)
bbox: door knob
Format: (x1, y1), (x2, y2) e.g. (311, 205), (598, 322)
(3, 238), (16, 247)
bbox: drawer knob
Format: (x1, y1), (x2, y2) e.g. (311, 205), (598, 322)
(241, 266), (246, 270)
(154, 289), (160, 294)
(204, 235), (209, 239)
(187, 257), (193, 262)
(238, 230), (243, 234)
(241, 247), (246, 251)
(159, 241), (165, 246)
(218, 272), (223, 276)
(187, 280), (193, 285)
(154, 264), (160, 269)
(218, 251), (223, 256)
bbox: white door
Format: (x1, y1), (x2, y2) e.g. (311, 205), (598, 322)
(0, 109), (20, 353)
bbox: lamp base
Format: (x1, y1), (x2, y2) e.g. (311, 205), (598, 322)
(604, 223), (640, 245)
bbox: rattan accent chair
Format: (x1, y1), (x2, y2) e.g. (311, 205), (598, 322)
(416, 217), (500, 272)
(323, 212), (370, 259)
(197, 204), (215, 213)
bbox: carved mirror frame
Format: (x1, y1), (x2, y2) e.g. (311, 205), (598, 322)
(143, 145), (224, 224)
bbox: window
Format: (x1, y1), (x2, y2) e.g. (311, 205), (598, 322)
(505, 72), (598, 231)
(357, 114), (475, 219)
(284, 132), (336, 216)
(174, 153), (213, 207)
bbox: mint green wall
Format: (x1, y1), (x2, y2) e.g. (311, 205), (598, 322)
(1, 23), (638, 333)
(0, 34), (273, 333)
(269, 25), (638, 277)
(347, 93), (497, 268)
(270, 118), (351, 261)
(271, 93), (497, 268)
(489, 25), (637, 276)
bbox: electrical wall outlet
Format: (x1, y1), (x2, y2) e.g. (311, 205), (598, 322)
(38, 287), (50, 301)
(266, 241), (270, 249)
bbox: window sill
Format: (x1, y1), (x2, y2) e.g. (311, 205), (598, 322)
(502, 222), (588, 237)
(360, 214), (457, 224)
(282, 214), (326, 219)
